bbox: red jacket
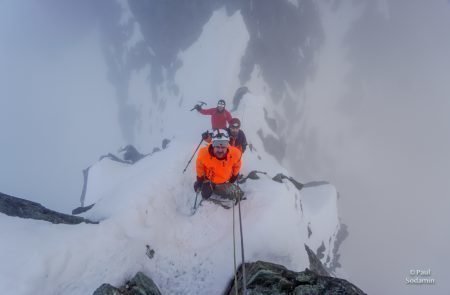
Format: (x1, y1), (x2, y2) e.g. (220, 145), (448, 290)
(199, 108), (232, 129)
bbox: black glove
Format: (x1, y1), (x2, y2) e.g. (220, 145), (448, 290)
(194, 104), (202, 111)
(193, 181), (202, 192)
(229, 174), (238, 184)
(194, 176), (205, 192)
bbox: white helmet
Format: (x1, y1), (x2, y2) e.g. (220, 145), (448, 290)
(211, 129), (229, 147)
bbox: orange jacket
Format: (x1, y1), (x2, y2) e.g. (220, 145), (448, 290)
(196, 145), (242, 184)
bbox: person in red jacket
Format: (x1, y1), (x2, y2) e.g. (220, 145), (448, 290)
(194, 99), (232, 129)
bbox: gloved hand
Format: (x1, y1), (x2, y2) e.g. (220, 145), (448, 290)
(229, 174), (238, 184)
(194, 176), (205, 192)
(194, 104), (202, 111)
(193, 181), (202, 192)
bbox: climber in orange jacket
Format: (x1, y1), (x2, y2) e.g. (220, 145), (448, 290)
(194, 129), (242, 200)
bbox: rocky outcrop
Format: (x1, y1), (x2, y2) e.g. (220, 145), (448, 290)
(257, 129), (287, 163)
(231, 86), (249, 111)
(72, 203), (95, 215)
(237, 170), (267, 184)
(0, 192), (97, 224)
(119, 145), (146, 163)
(272, 173), (304, 190)
(303, 181), (329, 188)
(304, 244), (329, 276)
(237, 171), (304, 192)
(93, 272), (161, 295)
(225, 260), (366, 295)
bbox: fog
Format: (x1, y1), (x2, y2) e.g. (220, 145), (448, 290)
(0, 1), (449, 294)
(287, 1), (450, 294)
(0, 0), (123, 212)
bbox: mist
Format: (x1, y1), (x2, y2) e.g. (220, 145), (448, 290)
(286, 1), (450, 294)
(0, 1), (449, 294)
(0, 0), (123, 212)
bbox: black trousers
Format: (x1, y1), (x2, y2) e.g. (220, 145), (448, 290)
(200, 182), (244, 200)
(200, 181), (215, 199)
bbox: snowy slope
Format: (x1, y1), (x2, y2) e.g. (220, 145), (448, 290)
(0, 91), (342, 295)
(0, 7), (343, 295)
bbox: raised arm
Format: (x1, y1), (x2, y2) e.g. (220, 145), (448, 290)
(198, 108), (216, 115)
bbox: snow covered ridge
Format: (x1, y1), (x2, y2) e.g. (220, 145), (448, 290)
(0, 139), (347, 294)
(0, 92), (349, 294)
(58, 137), (344, 294)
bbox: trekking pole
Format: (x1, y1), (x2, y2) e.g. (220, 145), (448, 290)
(191, 189), (201, 215)
(183, 138), (203, 173)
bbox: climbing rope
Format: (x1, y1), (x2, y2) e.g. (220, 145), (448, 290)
(232, 201), (238, 295)
(231, 179), (247, 295)
(237, 191), (247, 295)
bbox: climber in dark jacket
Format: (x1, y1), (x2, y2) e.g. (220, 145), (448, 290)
(226, 118), (247, 153)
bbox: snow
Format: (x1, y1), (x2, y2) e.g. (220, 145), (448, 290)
(0, 83), (343, 293)
(0, 136), (341, 294)
(0, 6), (343, 295)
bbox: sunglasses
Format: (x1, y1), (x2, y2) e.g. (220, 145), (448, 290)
(212, 140), (229, 147)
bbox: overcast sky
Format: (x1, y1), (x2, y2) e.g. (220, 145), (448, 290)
(0, 0), (123, 211)
(287, 1), (450, 294)
(0, 1), (449, 294)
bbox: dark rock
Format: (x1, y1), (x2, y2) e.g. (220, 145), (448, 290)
(225, 260), (366, 295)
(93, 272), (161, 295)
(120, 145), (145, 163)
(294, 269), (366, 295)
(305, 244), (329, 277)
(161, 138), (170, 149)
(93, 284), (120, 295)
(238, 170), (268, 184)
(329, 222), (349, 272)
(0, 192), (97, 225)
(272, 173), (304, 190)
(231, 86), (249, 111)
(257, 129), (286, 163)
(72, 203), (95, 215)
(99, 153), (129, 164)
(303, 181), (329, 188)
(98, 145), (149, 166)
(247, 170), (265, 180)
(272, 173), (285, 183)
(264, 108), (278, 132)
(145, 245), (155, 259)
(316, 242), (326, 260)
(288, 177), (304, 190)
